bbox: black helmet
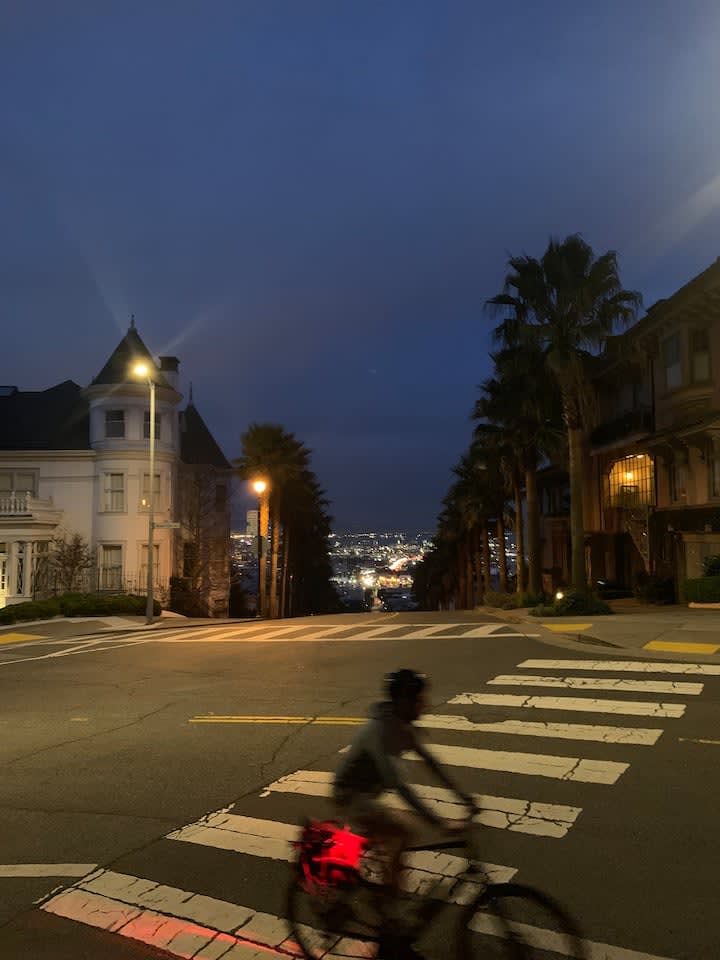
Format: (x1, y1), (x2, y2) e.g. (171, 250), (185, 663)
(384, 668), (428, 702)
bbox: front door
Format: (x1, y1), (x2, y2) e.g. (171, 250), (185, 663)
(0, 554), (7, 608)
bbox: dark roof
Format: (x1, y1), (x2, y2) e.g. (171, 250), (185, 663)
(92, 326), (170, 387)
(180, 403), (231, 469)
(0, 380), (90, 450)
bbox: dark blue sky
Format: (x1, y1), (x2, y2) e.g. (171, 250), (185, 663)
(3, 2), (720, 531)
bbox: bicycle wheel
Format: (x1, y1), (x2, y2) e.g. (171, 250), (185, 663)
(457, 881), (588, 959)
(286, 865), (383, 960)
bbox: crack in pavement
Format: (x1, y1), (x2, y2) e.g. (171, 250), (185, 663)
(0, 701), (180, 770)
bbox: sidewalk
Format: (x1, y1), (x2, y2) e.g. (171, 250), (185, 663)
(480, 598), (720, 662)
(0, 612), (255, 644)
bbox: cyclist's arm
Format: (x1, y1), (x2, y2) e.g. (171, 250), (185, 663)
(369, 723), (444, 827)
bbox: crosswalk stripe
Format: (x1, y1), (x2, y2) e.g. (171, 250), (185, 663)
(0, 863), (98, 878)
(518, 659), (720, 677)
(469, 911), (679, 960)
(166, 813), (516, 885)
(487, 675), (703, 695)
(449, 692), (686, 718)
(416, 714), (663, 746)
(402, 743), (628, 784)
(260, 770), (581, 837)
(42, 875), (312, 956)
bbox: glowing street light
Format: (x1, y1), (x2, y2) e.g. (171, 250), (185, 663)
(252, 478), (270, 617)
(133, 361), (155, 624)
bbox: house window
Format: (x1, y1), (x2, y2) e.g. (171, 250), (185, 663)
(708, 441), (720, 499)
(140, 473), (161, 508)
(669, 462), (687, 503)
(140, 544), (160, 585)
(105, 409), (125, 438)
(104, 473), (125, 512)
(100, 545), (123, 589)
(143, 411), (162, 440)
(604, 454), (655, 508)
(663, 334), (682, 390)
(691, 329), (711, 383)
(0, 471), (37, 495)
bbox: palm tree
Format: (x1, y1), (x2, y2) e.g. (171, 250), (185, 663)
(234, 424), (310, 616)
(488, 234), (640, 590)
(475, 346), (564, 597)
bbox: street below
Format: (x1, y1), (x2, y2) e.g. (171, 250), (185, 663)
(0, 612), (717, 959)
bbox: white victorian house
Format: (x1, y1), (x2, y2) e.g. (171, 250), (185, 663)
(0, 322), (231, 615)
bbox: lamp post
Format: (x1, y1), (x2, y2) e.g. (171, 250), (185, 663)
(133, 362), (156, 625)
(252, 478), (268, 617)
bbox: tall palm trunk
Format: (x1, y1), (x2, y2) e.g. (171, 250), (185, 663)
(496, 516), (508, 592)
(280, 525), (290, 618)
(465, 534), (474, 608)
(525, 466), (541, 596)
(568, 423), (587, 591)
(456, 542), (467, 610)
(258, 493), (270, 616)
(269, 500), (281, 617)
(481, 524), (491, 595)
(513, 479), (526, 594)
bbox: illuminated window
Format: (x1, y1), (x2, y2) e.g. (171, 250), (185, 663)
(663, 334), (681, 390)
(605, 454), (655, 508)
(100, 545), (123, 589)
(104, 473), (125, 512)
(691, 329), (710, 383)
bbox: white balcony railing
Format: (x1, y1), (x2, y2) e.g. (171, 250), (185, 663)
(0, 491), (31, 516)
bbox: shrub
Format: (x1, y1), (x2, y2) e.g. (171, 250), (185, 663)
(633, 572), (675, 605)
(529, 590), (613, 617)
(482, 590), (516, 610)
(59, 593), (161, 617)
(511, 591), (545, 609)
(702, 555), (720, 577)
(684, 576), (720, 604)
(0, 598), (62, 623)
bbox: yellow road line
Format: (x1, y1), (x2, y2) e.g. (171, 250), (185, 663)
(679, 737), (720, 746)
(190, 716), (365, 725)
(644, 640), (720, 654)
(541, 623), (592, 632)
(0, 631), (48, 645)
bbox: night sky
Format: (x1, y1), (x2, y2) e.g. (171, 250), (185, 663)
(3, 2), (720, 532)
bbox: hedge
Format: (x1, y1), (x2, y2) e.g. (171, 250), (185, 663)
(529, 590), (613, 617)
(683, 577), (720, 604)
(0, 593), (161, 625)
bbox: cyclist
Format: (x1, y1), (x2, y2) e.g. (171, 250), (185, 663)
(332, 668), (474, 957)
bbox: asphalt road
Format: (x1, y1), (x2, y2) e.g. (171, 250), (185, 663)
(0, 612), (717, 959)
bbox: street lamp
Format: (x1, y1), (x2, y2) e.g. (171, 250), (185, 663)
(133, 362), (156, 625)
(252, 478), (269, 617)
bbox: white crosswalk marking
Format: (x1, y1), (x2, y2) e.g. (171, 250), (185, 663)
(487, 675), (703, 695)
(416, 714), (663, 745)
(118, 621), (538, 644)
(260, 769), (581, 837)
(402, 743), (628, 784)
(35, 648), (709, 960)
(518, 658), (720, 676)
(449, 692), (686, 717)
(166, 812), (516, 885)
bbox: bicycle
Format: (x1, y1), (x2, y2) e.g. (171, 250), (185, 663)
(286, 812), (588, 959)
